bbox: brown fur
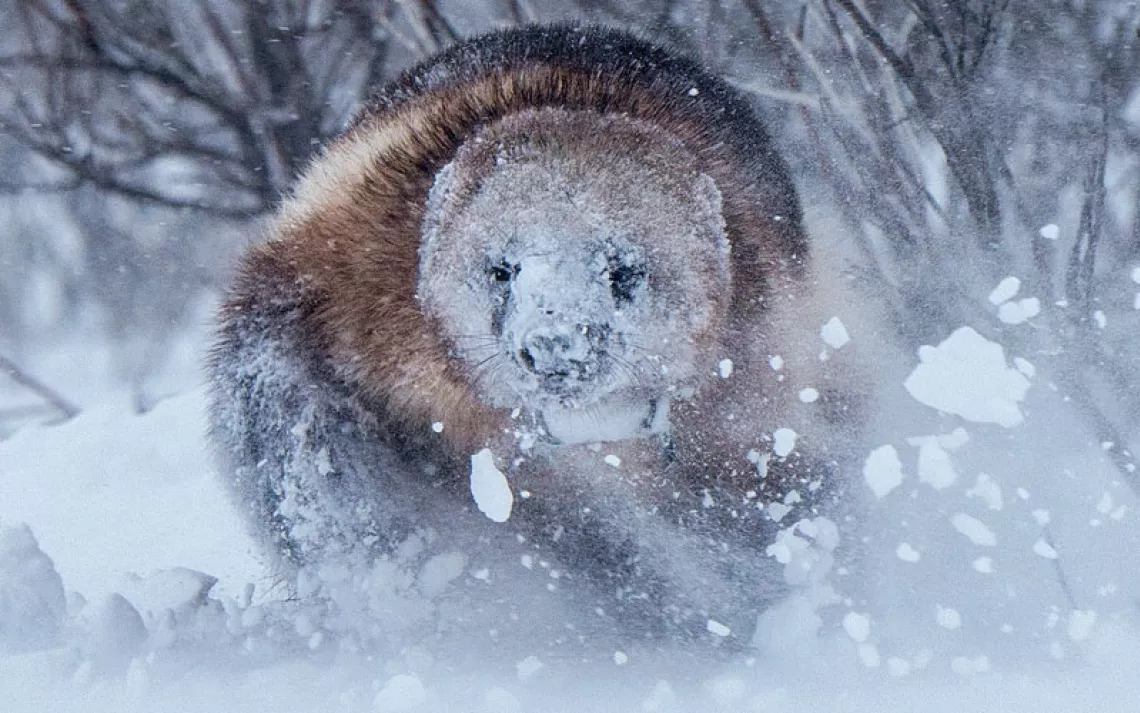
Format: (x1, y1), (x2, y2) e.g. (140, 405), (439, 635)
(212, 25), (871, 643)
(239, 61), (804, 462)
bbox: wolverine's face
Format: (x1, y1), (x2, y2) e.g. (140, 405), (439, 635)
(417, 110), (732, 421)
(480, 234), (648, 409)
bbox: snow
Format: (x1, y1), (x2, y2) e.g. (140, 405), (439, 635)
(863, 445), (905, 498)
(903, 327), (1031, 427)
(951, 513), (997, 546)
(705, 619), (731, 637)
(987, 276), (1021, 305)
(469, 448), (514, 523)
(373, 674), (427, 712)
(772, 427), (797, 457)
(936, 606), (962, 630)
(1, 324), (1139, 711)
(0, 524), (65, 654)
(895, 543), (921, 562)
(997, 297), (1041, 325)
(917, 441), (958, 489)
(843, 612), (871, 642)
(1038, 224), (1060, 240)
(717, 358), (733, 378)
(820, 317), (850, 349)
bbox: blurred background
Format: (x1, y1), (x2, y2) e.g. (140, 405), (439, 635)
(0, 0), (1137, 490)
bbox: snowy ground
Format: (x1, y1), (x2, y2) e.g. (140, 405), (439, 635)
(3, 300), (1140, 711)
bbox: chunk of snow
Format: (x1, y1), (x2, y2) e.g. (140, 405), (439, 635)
(1033, 539), (1058, 559)
(470, 449), (513, 523)
(951, 513), (996, 546)
(998, 297), (1041, 324)
(967, 473), (1004, 511)
(887, 658), (912, 677)
(864, 445), (905, 498)
(769, 355), (784, 371)
(706, 619), (731, 637)
(718, 358), (734, 378)
(1132, 266), (1140, 283)
(917, 441), (958, 489)
(79, 593), (147, 670)
(603, 454), (621, 468)
(431, 421), (444, 433)
(1032, 509), (1051, 526)
(1039, 224), (1060, 240)
(843, 612), (871, 642)
(798, 387), (819, 403)
(773, 428), (797, 457)
(418, 552), (467, 598)
(515, 655), (544, 680)
(896, 543), (921, 562)
(936, 606), (962, 630)
(1093, 310), (1107, 328)
(1014, 357), (1036, 378)
(904, 327), (1031, 427)
(0, 524), (65, 654)
(767, 502), (793, 523)
(613, 651), (628, 665)
(858, 643), (881, 668)
(988, 276), (1021, 305)
(820, 317), (850, 348)
(372, 674), (427, 712)
(1068, 610), (1097, 642)
(973, 557), (994, 573)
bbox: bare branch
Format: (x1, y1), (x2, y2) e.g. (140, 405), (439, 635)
(0, 354), (80, 421)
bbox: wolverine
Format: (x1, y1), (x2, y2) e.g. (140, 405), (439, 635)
(209, 24), (863, 646)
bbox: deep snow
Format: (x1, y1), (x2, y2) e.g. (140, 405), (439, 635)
(2, 300), (1140, 711)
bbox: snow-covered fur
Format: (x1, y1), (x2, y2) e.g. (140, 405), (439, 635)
(209, 24), (866, 645)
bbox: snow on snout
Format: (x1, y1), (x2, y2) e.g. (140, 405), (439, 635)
(904, 327), (1030, 427)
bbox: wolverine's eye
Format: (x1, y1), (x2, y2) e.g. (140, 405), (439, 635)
(488, 259), (518, 284)
(608, 260), (646, 305)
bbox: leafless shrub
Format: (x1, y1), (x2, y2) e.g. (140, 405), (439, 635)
(1, 0), (1138, 478)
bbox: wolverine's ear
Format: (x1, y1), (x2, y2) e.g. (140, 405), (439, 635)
(420, 159), (458, 271)
(694, 172), (731, 283)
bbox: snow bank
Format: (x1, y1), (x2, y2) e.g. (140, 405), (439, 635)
(1, 334), (1139, 711)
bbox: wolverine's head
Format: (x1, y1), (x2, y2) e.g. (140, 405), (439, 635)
(417, 109), (732, 422)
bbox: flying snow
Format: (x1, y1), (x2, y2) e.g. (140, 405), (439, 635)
(469, 448), (513, 523)
(820, 317), (850, 349)
(863, 445), (904, 498)
(916, 441), (958, 490)
(896, 543), (921, 562)
(950, 513), (997, 546)
(987, 276), (1021, 305)
(842, 612), (871, 642)
(903, 327), (1031, 427)
(998, 298), (1041, 325)
(717, 358), (734, 378)
(772, 428), (797, 458)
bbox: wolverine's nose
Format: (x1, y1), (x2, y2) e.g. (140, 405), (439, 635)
(518, 326), (593, 379)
